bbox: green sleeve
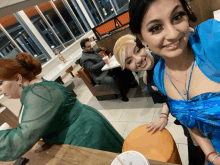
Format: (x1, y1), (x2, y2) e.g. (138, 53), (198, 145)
(0, 84), (64, 161)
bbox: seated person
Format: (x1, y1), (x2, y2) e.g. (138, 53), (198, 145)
(80, 38), (129, 102)
(113, 34), (205, 165)
(0, 52), (124, 161)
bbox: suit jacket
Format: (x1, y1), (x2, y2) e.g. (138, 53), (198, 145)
(80, 48), (108, 84)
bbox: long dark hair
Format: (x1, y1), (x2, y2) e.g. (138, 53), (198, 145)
(129, 0), (197, 35)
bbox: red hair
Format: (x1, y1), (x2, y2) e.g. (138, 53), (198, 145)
(0, 52), (42, 81)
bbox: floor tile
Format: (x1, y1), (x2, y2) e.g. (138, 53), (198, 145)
(122, 122), (150, 139)
(119, 108), (155, 123)
(98, 109), (125, 121)
(178, 144), (188, 165)
(165, 123), (187, 144)
(109, 121), (129, 137)
(77, 94), (93, 104)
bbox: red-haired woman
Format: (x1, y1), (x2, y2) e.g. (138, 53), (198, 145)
(0, 53), (124, 161)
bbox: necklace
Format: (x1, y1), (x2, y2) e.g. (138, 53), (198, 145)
(166, 62), (189, 95)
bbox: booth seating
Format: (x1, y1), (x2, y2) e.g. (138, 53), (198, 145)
(122, 124), (182, 164)
(76, 68), (117, 101)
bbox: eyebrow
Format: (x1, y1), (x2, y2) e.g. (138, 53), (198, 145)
(146, 5), (182, 27)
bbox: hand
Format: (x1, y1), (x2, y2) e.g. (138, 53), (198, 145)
(108, 53), (112, 58)
(101, 47), (107, 51)
(9, 126), (13, 129)
(212, 155), (220, 165)
(146, 118), (168, 134)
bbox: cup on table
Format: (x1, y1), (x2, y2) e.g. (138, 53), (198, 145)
(103, 56), (110, 65)
(111, 150), (150, 165)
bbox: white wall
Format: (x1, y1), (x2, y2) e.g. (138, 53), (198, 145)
(39, 30), (95, 77)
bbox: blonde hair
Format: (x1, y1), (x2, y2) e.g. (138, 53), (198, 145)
(113, 34), (136, 70)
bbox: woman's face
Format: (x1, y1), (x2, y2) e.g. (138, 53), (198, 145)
(140, 0), (190, 59)
(125, 43), (154, 72)
(0, 80), (21, 99)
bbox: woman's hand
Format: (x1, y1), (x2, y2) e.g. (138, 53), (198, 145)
(213, 156), (220, 165)
(143, 71), (147, 85)
(146, 117), (168, 134)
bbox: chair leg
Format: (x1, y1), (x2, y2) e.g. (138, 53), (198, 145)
(70, 72), (75, 78)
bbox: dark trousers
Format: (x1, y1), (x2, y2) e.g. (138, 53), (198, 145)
(100, 75), (121, 94)
(177, 121), (205, 165)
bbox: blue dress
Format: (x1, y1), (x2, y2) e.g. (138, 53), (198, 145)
(154, 19), (220, 165)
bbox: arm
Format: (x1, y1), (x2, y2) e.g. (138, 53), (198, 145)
(188, 127), (220, 164)
(82, 60), (105, 73)
(0, 85), (64, 161)
(147, 103), (169, 134)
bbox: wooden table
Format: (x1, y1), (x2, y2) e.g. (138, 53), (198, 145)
(3, 143), (180, 165)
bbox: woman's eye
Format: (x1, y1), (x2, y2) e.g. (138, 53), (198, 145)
(173, 11), (186, 23)
(149, 25), (162, 34)
(0, 81), (3, 85)
(126, 59), (132, 65)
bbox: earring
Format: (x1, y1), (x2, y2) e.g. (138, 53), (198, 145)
(19, 84), (25, 89)
(189, 27), (195, 33)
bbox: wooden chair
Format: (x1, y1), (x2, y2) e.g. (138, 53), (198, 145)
(122, 124), (182, 164)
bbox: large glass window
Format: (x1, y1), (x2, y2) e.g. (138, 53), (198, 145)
(68, 0), (90, 32)
(0, 29), (20, 59)
(38, 2), (74, 47)
(93, 0), (115, 20)
(112, 0), (129, 13)
(81, 0), (102, 26)
(23, 7), (64, 53)
(53, 0), (84, 38)
(2, 14), (48, 64)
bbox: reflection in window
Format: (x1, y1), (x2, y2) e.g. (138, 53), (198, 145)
(2, 14), (48, 64)
(38, 2), (74, 47)
(24, 7), (64, 53)
(53, 0), (83, 38)
(93, 0), (115, 20)
(81, 0), (102, 26)
(67, 0), (90, 32)
(0, 29), (20, 59)
(112, 0), (129, 13)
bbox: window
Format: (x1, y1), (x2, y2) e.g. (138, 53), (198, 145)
(0, 29), (20, 59)
(38, 2), (74, 47)
(2, 14), (49, 64)
(93, 0), (115, 20)
(112, 0), (129, 13)
(81, 0), (102, 26)
(23, 7), (64, 53)
(53, 0), (84, 38)
(67, 0), (90, 32)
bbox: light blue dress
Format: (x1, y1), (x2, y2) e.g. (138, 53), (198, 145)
(154, 19), (220, 165)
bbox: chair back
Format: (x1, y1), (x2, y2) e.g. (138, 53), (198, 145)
(122, 124), (182, 164)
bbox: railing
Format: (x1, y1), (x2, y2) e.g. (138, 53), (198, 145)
(92, 10), (129, 41)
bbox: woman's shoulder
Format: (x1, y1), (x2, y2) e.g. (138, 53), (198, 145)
(189, 19), (220, 83)
(22, 81), (64, 101)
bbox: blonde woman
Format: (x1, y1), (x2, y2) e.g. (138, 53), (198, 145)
(113, 34), (205, 164)
(114, 34), (169, 133)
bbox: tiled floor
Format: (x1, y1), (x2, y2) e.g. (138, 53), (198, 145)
(62, 65), (189, 165)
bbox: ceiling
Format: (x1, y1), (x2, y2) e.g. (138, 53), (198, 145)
(0, 0), (50, 18)
(0, 0), (27, 9)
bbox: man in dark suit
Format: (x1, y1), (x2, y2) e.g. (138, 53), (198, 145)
(80, 38), (129, 102)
